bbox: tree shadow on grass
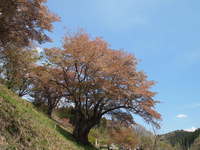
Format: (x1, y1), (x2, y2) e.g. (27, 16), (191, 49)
(56, 125), (98, 150)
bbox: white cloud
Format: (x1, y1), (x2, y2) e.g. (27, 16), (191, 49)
(184, 127), (197, 132)
(176, 114), (188, 119)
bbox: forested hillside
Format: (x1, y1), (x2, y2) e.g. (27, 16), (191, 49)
(159, 129), (200, 150)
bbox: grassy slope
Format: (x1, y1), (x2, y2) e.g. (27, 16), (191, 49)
(0, 84), (96, 150)
(190, 136), (200, 150)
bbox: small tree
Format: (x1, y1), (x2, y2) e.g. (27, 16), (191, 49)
(0, 47), (39, 96)
(45, 32), (161, 144)
(109, 126), (139, 149)
(31, 66), (64, 117)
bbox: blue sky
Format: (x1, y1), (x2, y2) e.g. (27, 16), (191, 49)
(44, 0), (200, 133)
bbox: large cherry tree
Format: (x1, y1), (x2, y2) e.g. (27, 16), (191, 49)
(45, 32), (161, 144)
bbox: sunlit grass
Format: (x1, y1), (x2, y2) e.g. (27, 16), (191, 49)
(0, 84), (96, 150)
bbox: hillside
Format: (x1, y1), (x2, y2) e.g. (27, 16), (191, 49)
(1, 83), (199, 150)
(190, 136), (200, 150)
(0, 84), (96, 150)
(159, 129), (200, 150)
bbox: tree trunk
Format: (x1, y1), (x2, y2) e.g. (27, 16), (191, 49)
(72, 117), (100, 145)
(47, 106), (53, 118)
(47, 98), (55, 118)
(73, 123), (92, 144)
(72, 109), (101, 144)
(18, 92), (24, 97)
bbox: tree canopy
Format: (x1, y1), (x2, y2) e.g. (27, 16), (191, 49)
(0, 0), (59, 49)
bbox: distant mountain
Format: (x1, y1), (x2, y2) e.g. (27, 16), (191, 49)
(159, 129), (200, 150)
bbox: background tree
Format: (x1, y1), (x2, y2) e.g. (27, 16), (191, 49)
(109, 126), (139, 149)
(0, 47), (39, 96)
(30, 66), (64, 117)
(0, 0), (59, 50)
(0, 0), (59, 97)
(44, 32), (161, 144)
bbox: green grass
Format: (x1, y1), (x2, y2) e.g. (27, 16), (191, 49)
(0, 84), (97, 150)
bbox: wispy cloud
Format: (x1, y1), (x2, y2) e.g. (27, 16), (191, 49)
(182, 103), (200, 109)
(191, 103), (200, 108)
(176, 114), (188, 119)
(183, 50), (200, 65)
(184, 127), (197, 132)
(90, 0), (166, 31)
(175, 49), (200, 69)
